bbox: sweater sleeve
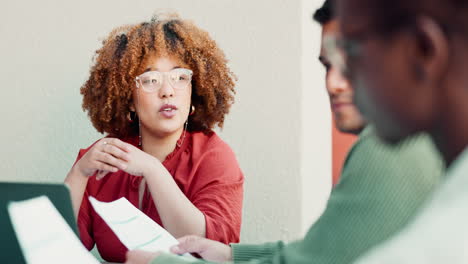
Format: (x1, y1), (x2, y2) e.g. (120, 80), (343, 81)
(231, 241), (285, 262)
(232, 131), (442, 264)
(189, 139), (244, 244)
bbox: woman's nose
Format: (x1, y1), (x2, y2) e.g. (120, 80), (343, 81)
(158, 76), (175, 98)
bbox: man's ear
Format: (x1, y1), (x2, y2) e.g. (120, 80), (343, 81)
(412, 16), (449, 83)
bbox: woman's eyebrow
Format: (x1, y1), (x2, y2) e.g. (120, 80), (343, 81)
(143, 66), (182, 72)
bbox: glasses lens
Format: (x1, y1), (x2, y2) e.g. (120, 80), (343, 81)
(139, 72), (162, 92)
(136, 69), (192, 92)
(168, 69), (192, 89)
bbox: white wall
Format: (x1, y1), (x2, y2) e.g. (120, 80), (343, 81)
(300, 0), (332, 235)
(0, 0), (330, 243)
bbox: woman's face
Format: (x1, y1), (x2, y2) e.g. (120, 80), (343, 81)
(133, 53), (192, 138)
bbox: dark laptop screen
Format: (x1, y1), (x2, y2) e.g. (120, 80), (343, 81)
(0, 182), (77, 264)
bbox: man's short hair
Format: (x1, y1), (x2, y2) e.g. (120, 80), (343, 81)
(348, 0), (468, 38)
(313, 0), (333, 25)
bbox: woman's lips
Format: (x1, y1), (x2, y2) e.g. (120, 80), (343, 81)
(159, 104), (178, 118)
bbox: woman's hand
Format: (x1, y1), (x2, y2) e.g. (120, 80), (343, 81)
(73, 137), (161, 181)
(73, 138), (130, 179)
(117, 143), (160, 178)
(66, 138), (132, 218)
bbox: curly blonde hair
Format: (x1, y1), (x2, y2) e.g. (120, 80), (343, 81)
(81, 13), (237, 137)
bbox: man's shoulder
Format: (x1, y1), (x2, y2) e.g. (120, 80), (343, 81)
(351, 127), (439, 164)
(341, 127), (442, 185)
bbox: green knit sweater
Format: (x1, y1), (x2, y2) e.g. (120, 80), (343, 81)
(152, 127), (443, 264)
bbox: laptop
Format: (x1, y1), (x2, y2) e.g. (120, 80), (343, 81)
(0, 182), (78, 264)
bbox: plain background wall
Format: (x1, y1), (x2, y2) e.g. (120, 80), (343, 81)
(0, 0), (331, 244)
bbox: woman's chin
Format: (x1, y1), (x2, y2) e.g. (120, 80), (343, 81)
(152, 125), (185, 137)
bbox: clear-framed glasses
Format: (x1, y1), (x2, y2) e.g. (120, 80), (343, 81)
(135, 68), (193, 93)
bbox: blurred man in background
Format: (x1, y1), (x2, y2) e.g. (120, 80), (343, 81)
(335, 0), (468, 262)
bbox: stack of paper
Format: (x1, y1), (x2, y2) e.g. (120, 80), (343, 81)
(89, 196), (193, 259)
(8, 196), (99, 264)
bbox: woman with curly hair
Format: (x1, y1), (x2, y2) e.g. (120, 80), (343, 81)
(64, 13), (244, 263)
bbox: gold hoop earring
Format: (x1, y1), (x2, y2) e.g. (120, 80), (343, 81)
(190, 105), (195, 115)
(127, 111), (136, 122)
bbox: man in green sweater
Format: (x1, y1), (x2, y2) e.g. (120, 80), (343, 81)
(124, 1), (443, 264)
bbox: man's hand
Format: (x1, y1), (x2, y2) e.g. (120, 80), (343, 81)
(171, 235), (233, 263)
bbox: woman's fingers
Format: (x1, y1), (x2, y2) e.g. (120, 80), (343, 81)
(94, 153), (120, 173)
(95, 170), (108, 180)
(102, 138), (133, 153)
(96, 152), (127, 170)
(83, 138), (134, 180)
(101, 144), (131, 163)
(94, 160), (121, 180)
(100, 139), (132, 161)
(96, 161), (118, 172)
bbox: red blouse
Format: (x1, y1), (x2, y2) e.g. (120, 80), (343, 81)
(75, 131), (244, 263)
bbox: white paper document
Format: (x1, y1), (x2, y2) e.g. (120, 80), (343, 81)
(7, 196), (99, 264)
(89, 196), (194, 259)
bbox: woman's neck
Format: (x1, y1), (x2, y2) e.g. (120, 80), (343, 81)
(140, 127), (184, 162)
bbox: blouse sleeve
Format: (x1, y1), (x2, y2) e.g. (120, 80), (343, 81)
(72, 148), (95, 250)
(189, 140), (244, 244)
